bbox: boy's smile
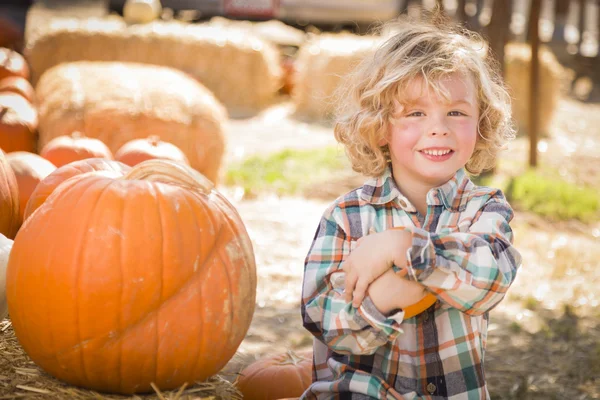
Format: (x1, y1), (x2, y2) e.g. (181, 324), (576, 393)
(383, 72), (479, 200)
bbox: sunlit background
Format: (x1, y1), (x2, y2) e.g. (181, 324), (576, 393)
(0, 0), (598, 399)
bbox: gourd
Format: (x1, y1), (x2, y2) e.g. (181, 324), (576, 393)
(123, 0), (162, 24)
(115, 136), (189, 167)
(236, 350), (313, 400)
(40, 132), (113, 167)
(0, 149), (19, 239)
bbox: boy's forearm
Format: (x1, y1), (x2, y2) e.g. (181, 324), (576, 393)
(368, 269), (427, 315)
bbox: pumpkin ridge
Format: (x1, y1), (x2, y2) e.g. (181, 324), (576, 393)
(76, 178), (116, 387)
(46, 202), (227, 361)
(117, 180), (127, 394)
(210, 191), (256, 304)
(152, 179), (165, 388)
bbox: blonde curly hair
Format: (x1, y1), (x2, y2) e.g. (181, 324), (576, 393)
(334, 13), (515, 177)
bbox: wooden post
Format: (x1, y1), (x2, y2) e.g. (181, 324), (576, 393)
(487, 0), (513, 77)
(528, 0), (542, 167)
(456, 0), (467, 23)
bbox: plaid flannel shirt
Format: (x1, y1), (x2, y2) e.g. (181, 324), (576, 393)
(300, 166), (522, 399)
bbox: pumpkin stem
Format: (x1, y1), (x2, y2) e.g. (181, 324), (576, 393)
(147, 135), (160, 146)
(122, 159), (214, 194)
(279, 350), (308, 366)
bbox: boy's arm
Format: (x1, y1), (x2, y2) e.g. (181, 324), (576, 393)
(301, 209), (405, 356)
(403, 191), (522, 315)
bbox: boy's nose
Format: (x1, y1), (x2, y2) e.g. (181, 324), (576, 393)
(429, 127), (449, 136)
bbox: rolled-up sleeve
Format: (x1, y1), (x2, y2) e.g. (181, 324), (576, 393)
(404, 193), (522, 316)
(301, 207), (404, 355)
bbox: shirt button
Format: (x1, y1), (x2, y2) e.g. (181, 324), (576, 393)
(398, 197), (408, 209)
(427, 383), (436, 394)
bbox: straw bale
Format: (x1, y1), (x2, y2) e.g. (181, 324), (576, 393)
(25, 16), (282, 116)
(35, 61), (227, 183)
(292, 32), (383, 121)
(504, 42), (568, 137)
(207, 17), (306, 48)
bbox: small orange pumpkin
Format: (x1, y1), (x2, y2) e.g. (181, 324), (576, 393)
(0, 76), (35, 103)
(40, 132), (113, 168)
(236, 350), (313, 400)
(0, 149), (19, 239)
(115, 135), (189, 167)
(7, 159), (257, 394)
(0, 48), (29, 81)
(0, 93), (38, 153)
(5, 152), (55, 224)
(390, 227), (437, 319)
(24, 158), (130, 220)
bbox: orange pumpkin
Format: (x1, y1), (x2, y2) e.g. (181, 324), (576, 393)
(236, 350), (313, 400)
(24, 158), (130, 220)
(6, 152), (55, 224)
(7, 159), (257, 394)
(0, 149), (19, 239)
(0, 93), (38, 153)
(115, 136), (190, 167)
(0, 48), (29, 81)
(0, 76), (35, 103)
(40, 132), (113, 168)
(390, 227), (437, 319)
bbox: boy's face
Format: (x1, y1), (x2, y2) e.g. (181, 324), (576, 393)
(384, 72), (479, 190)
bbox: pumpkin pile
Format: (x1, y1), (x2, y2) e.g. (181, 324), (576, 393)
(0, 41), (260, 397)
(6, 159), (257, 394)
(0, 47), (37, 154)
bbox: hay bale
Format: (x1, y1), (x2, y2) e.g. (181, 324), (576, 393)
(35, 61), (227, 183)
(24, 1), (108, 46)
(504, 42), (567, 136)
(292, 33), (382, 121)
(25, 16), (282, 116)
(207, 17), (306, 48)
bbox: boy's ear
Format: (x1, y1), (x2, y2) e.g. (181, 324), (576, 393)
(378, 137), (388, 146)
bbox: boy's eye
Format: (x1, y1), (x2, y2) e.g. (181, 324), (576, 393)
(407, 111), (424, 117)
(448, 111), (467, 116)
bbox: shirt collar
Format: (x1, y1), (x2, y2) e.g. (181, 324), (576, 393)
(360, 165), (471, 212)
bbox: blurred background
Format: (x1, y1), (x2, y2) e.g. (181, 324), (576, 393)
(0, 0), (599, 399)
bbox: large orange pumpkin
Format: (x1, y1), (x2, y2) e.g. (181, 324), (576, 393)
(24, 158), (130, 220)
(115, 136), (189, 167)
(0, 93), (38, 153)
(236, 350), (313, 400)
(7, 159), (257, 394)
(0, 149), (19, 239)
(0, 76), (35, 103)
(0, 48), (29, 81)
(6, 151), (55, 223)
(40, 131), (113, 168)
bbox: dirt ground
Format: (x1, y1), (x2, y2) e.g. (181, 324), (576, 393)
(0, 95), (598, 399)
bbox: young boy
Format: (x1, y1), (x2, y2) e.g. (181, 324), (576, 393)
(301, 15), (522, 399)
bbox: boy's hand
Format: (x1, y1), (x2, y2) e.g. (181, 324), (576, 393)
(368, 269), (427, 315)
(343, 229), (412, 308)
